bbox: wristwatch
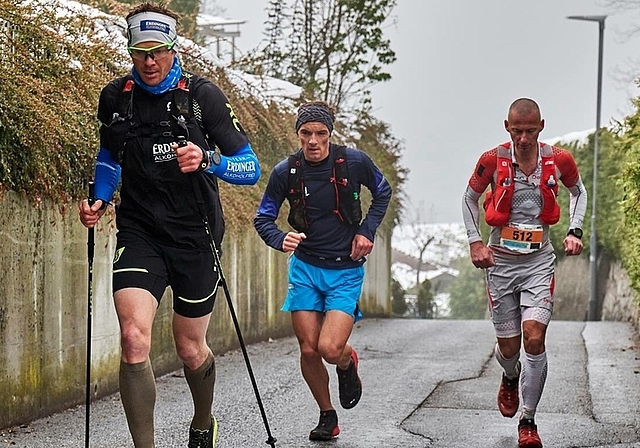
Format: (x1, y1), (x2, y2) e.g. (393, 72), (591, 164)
(208, 150), (222, 167)
(198, 148), (222, 171)
(567, 228), (583, 239)
(198, 146), (208, 171)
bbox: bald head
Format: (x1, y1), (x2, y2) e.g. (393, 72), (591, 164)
(504, 98), (544, 152)
(508, 98), (541, 120)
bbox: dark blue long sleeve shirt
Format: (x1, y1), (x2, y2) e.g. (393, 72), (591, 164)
(254, 144), (392, 269)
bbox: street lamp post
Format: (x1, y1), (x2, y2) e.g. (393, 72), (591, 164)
(566, 15), (606, 321)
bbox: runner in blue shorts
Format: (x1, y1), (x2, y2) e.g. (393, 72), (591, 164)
(284, 254), (364, 319)
(254, 101), (392, 441)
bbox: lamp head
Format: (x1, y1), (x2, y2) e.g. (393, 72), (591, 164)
(566, 15), (607, 23)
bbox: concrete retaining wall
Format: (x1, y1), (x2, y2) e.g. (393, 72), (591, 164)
(549, 250), (634, 325)
(601, 260), (640, 330)
(0, 193), (391, 429)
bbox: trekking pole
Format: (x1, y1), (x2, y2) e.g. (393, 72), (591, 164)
(85, 180), (96, 448)
(211, 227), (278, 448)
(184, 153), (277, 447)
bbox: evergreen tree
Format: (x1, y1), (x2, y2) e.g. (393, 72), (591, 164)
(391, 277), (407, 316)
(447, 258), (487, 320)
(416, 279), (434, 319)
(169, 0), (199, 38)
(262, 0), (289, 78)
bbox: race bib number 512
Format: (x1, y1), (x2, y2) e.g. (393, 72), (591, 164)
(500, 223), (543, 254)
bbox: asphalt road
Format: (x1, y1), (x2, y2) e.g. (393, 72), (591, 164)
(2, 319), (640, 448)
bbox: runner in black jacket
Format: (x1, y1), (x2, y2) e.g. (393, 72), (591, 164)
(254, 101), (392, 441)
(78, 3), (259, 447)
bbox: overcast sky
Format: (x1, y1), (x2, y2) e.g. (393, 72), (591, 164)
(211, 0), (640, 224)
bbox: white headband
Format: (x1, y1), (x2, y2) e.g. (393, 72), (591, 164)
(127, 11), (177, 47)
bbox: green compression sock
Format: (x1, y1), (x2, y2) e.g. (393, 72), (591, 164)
(119, 358), (156, 448)
(184, 350), (216, 430)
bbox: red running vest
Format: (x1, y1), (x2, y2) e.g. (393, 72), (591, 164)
(483, 143), (560, 226)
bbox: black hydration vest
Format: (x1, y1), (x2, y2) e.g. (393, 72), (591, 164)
(286, 145), (362, 232)
(102, 73), (224, 247)
(109, 73), (206, 160)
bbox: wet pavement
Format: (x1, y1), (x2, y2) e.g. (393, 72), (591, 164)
(2, 319), (640, 447)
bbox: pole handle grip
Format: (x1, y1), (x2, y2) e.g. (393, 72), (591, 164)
(87, 180), (95, 259)
(88, 180), (96, 207)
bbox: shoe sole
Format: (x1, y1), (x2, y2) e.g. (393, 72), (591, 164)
(309, 435), (339, 441)
(309, 427), (340, 441)
(518, 441), (542, 448)
(341, 378), (362, 409)
(499, 404), (518, 418)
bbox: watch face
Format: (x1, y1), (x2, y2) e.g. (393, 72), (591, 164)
(212, 152), (222, 166)
(572, 228), (583, 238)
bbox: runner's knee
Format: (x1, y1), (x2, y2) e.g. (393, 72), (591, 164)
(522, 328), (546, 355)
(299, 344), (322, 362)
(522, 329), (545, 354)
(120, 326), (151, 362)
(317, 341), (345, 365)
(175, 339), (209, 368)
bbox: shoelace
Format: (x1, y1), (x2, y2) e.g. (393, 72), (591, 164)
(519, 422), (539, 440)
(188, 428), (210, 448)
(501, 377), (518, 401)
(519, 427), (539, 441)
(320, 413), (336, 425)
(503, 386), (517, 399)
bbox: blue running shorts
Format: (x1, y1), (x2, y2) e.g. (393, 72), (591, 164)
(283, 254), (364, 321)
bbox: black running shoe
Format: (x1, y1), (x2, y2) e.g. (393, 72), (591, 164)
(309, 410), (340, 441)
(188, 415), (218, 448)
(337, 349), (362, 409)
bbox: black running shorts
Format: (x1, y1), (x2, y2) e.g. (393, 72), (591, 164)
(112, 230), (220, 318)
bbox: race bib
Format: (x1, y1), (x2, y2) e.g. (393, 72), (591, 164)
(500, 223), (543, 254)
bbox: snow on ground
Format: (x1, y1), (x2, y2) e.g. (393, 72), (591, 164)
(545, 128), (595, 146)
(225, 70), (302, 109)
(391, 222), (467, 291)
(392, 222), (467, 264)
(44, 0), (301, 108)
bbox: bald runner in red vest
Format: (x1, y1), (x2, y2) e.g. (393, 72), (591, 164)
(461, 98), (588, 448)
